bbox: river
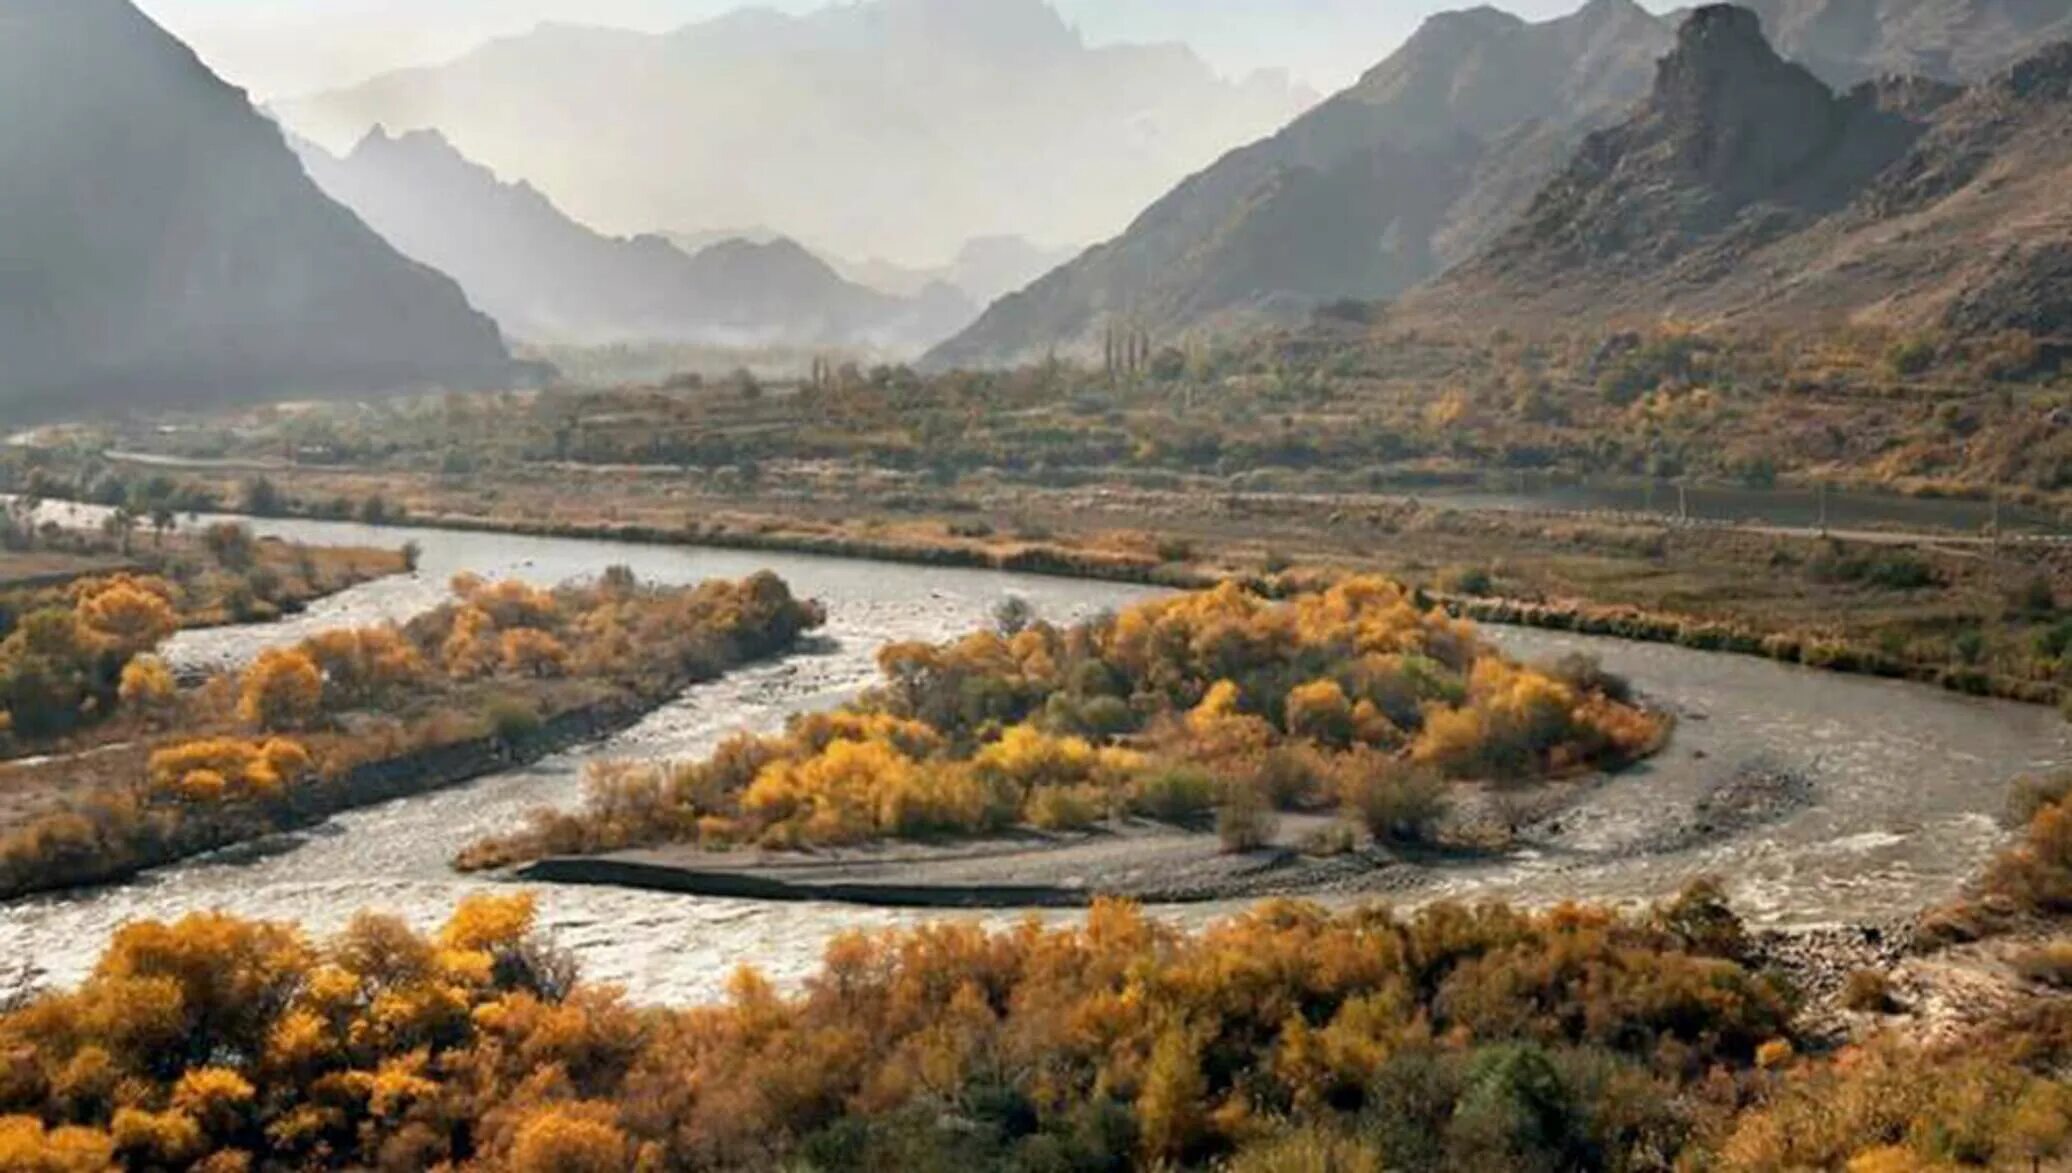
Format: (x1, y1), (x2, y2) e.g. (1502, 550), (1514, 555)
(0, 508), (2065, 1004)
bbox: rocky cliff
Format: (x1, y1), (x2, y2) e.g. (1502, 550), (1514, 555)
(1400, 5), (2072, 338)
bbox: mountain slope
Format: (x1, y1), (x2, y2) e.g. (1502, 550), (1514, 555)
(1399, 5), (2072, 339)
(1744, 0), (2072, 88)
(928, 0), (2072, 370)
(296, 129), (972, 349)
(0, 0), (516, 416)
(277, 0), (1311, 266)
(925, 0), (1675, 369)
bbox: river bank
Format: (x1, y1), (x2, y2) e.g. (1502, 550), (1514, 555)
(21, 484), (2072, 710)
(6, 688), (646, 901)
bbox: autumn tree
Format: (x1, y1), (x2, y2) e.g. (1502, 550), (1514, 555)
(238, 648), (323, 731)
(1287, 678), (1355, 747)
(118, 655), (177, 714)
(501, 629), (572, 679)
(76, 578), (178, 655)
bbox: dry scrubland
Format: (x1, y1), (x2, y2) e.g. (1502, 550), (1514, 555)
(58, 322), (2071, 508)
(0, 567), (822, 899)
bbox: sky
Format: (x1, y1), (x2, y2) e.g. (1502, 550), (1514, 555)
(138, 0), (1680, 100)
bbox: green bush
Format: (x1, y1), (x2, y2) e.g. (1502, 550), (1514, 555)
(1216, 781), (1279, 853)
(1885, 335), (1938, 377)
(1132, 767), (1217, 825)
(1340, 754), (1449, 845)
(485, 696), (543, 745)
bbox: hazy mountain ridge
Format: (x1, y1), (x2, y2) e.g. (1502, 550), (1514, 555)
(0, 0), (517, 416)
(928, 0), (2072, 369)
(277, 0), (1313, 267)
(1399, 5), (2072, 338)
(1742, 0), (2072, 89)
(926, 0), (1676, 369)
(835, 237), (1083, 309)
(295, 128), (972, 349)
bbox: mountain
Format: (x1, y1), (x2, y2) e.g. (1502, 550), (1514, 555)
(1741, 0), (2072, 89)
(295, 128), (973, 350)
(276, 0), (1312, 266)
(0, 0), (517, 417)
(928, 0), (2072, 370)
(926, 0), (1676, 369)
(836, 237), (1082, 307)
(1398, 5), (2072, 338)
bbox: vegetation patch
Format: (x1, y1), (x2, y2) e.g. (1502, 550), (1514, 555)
(0, 883), (2064, 1170)
(0, 570), (823, 899)
(0, 517), (403, 749)
(459, 576), (1664, 869)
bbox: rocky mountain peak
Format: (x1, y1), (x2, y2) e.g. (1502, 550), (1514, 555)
(351, 126), (460, 163)
(1996, 40), (2072, 102)
(1637, 5), (1850, 197)
(1570, 0), (1655, 33)
(1654, 6), (1826, 126)
(1413, 0), (1939, 304)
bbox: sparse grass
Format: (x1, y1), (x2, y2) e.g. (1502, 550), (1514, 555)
(1842, 968), (1900, 1014)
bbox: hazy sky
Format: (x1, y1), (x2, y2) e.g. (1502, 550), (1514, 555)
(139, 0), (1680, 99)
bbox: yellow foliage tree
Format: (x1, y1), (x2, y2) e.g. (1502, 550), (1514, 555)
(501, 628), (571, 679)
(300, 627), (426, 705)
(149, 739), (311, 804)
(442, 605), (500, 680)
(507, 1103), (631, 1173)
(238, 649), (323, 731)
(76, 580), (179, 656)
(0, 1116), (116, 1171)
(1286, 679), (1354, 747)
(118, 655), (178, 713)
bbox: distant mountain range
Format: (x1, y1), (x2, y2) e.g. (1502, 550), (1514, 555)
(0, 0), (520, 417)
(834, 238), (1083, 311)
(276, 0), (1314, 266)
(296, 128), (974, 350)
(1399, 5), (2072, 338)
(929, 0), (2072, 368)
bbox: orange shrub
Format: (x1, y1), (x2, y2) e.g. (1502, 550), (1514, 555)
(75, 578), (179, 656)
(237, 649), (323, 731)
(299, 626), (427, 704)
(118, 655), (177, 712)
(501, 628), (572, 678)
(148, 738), (312, 803)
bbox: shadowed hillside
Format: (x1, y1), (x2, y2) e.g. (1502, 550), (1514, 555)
(0, 0), (520, 416)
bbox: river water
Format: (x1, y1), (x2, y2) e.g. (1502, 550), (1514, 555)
(0, 509), (2065, 1004)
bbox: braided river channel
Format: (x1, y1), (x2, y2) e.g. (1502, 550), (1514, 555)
(2, 507), (2065, 1003)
